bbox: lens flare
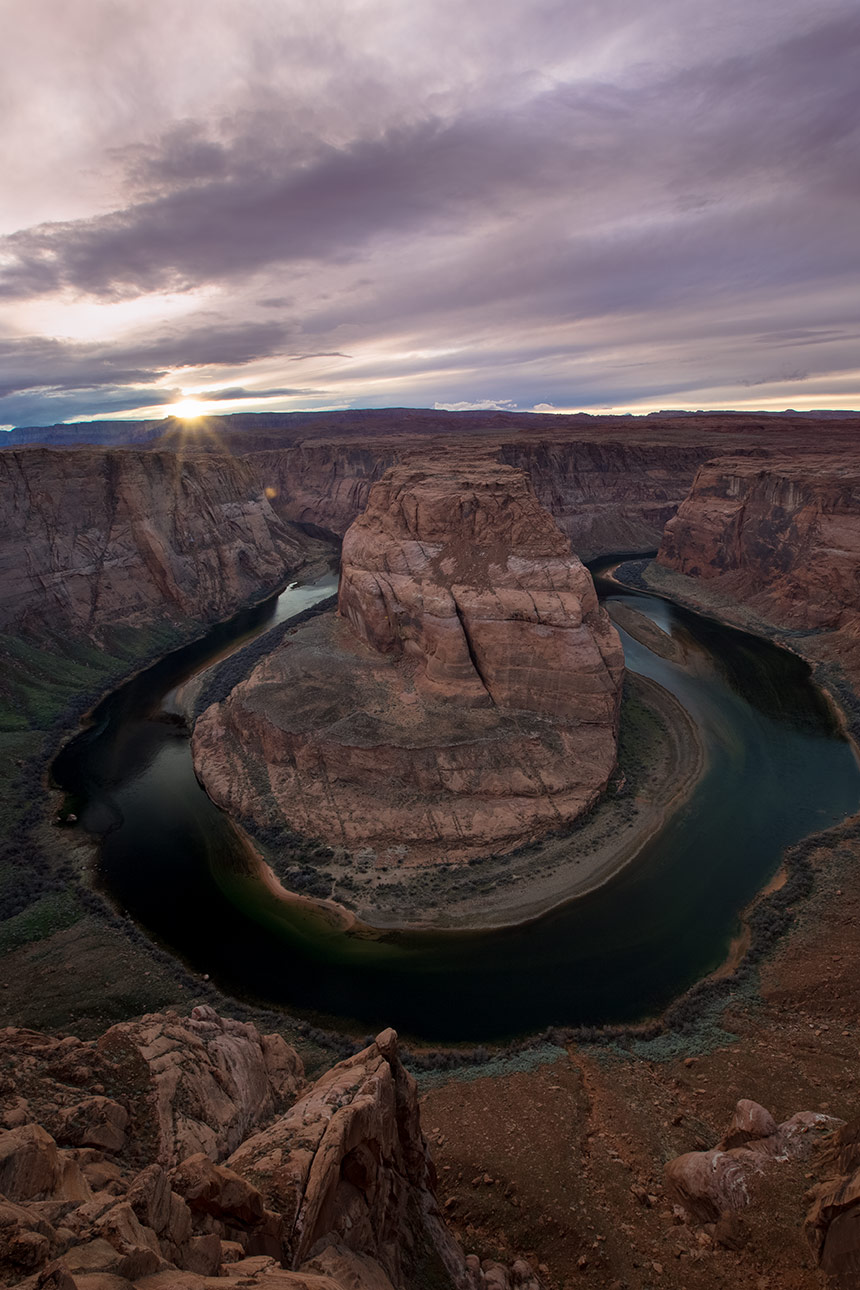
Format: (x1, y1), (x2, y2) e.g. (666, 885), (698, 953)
(170, 399), (206, 419)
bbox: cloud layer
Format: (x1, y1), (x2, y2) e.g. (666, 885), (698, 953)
(2, 0), (859, 425)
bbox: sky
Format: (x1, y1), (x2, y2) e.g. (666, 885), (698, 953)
(1, 0), (859, 428)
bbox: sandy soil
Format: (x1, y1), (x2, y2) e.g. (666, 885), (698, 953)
(606, 600), (688, 664)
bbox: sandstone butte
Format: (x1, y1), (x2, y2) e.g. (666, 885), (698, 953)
(191, 460), (624, 866)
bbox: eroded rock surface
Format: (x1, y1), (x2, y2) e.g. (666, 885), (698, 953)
(0, 448), (323, 643)
(0, 1012), (477, 1290)
(665, 1097), (843, 1226)
(659, 455), (860, 633)
(806, 1118), (860, 1289)
(193, 461), (623, 864)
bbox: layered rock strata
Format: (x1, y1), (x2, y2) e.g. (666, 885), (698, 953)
(192, 461), (623, 864)
(659, 455), (860, 632)
(657, 454), (860, 678)
(250, 437), (715, 556)
(0, 1009), (474, 1290)
(0, 448), (323, 642)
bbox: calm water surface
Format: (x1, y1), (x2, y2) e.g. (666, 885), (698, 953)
(52, 564), (860, 1041)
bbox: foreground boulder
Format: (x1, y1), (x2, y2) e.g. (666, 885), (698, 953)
(806, 1118), (860, 1289)
(665, 1097), (843, 1228)
(0, 1013), (470, 1290)
(193, 460), (623, 865)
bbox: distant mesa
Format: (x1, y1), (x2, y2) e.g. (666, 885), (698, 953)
(192, 458), (624, 865)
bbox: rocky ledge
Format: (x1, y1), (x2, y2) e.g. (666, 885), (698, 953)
(192, 460), (623, 866)
(0, 1007), (546, 1290)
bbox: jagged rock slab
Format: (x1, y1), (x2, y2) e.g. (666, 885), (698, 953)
(0, 1013), (473, 1290)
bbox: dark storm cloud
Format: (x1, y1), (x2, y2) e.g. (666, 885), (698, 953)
(0, 336), (165, 399)
(123, 320), (296, 369)
(2, 9), (857, 308)
(0, 320), (293, 398)
(195, 385), (318, 400)
(1, 0), (858, 420)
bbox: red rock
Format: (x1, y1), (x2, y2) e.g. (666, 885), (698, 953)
(0, 448), (325, 644)
(226, 1029), (465, 1289)
(667, 1103), (845, 1225)
(171, 1152), (266, 1229)
(0, 1012), (468, 1290)
(0, 1123), (91, 1204)
(658, 454), (860, 677)
(124, 1165), (174, 1237)
(719, 1099), (778, 1151)
(300, 1244), (398, 1288)
(56, 1098), (129, 1155)
(96, 1007), (304, 1167)
(193, 460), (623, 865)
(806, 1118), (860, 1288)
(665, 1146), (768, 1221)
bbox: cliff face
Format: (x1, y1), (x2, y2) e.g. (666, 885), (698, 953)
(658, 455), (860, 633)
(496, 440), (715, 557)
(0, 448), (324, 643)
(338, 461), (623, 722)
(192, 461), (623, 865)
(252, 443), (399, 538)
(244, 437), (715, 556)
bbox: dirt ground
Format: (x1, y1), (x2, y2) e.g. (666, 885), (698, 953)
(420, 824), (860, 1289)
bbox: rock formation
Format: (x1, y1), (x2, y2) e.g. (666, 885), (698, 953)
(0, 1009), (478, 1290)
(665, 1097), (842, 1225)
(0, 448), (325, 643)
(658, 454), (860, 633)
(192, 460), (623, 865)
(806, 1117), (860, 1289)
(495, 439), (714, 557)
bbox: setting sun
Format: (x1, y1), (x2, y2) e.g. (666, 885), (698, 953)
(169, 399), (206, 419)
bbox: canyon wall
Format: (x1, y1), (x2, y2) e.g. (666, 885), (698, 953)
(495, 439), (716, 556)
(9, 416), (860, 659)
(243, 436), (716, 556)
(251, 442), (399, 537)
(192, 461), (623, 866)
(0, 448), (325, 643)
(658, 455), (860, 634)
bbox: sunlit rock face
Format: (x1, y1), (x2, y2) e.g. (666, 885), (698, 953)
(193, 460), (623, 865)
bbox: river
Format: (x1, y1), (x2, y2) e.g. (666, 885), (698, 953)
(51, 562), (860, 1042)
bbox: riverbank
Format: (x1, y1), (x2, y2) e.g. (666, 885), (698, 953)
(235, 667), (705, 931)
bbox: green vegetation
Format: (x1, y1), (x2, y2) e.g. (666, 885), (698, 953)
(617, 679), (665, 781)
(0, 889), (81, 954)
(0, 622), (183, 734)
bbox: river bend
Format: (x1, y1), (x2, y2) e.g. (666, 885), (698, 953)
(52, 563), (860, 1042)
